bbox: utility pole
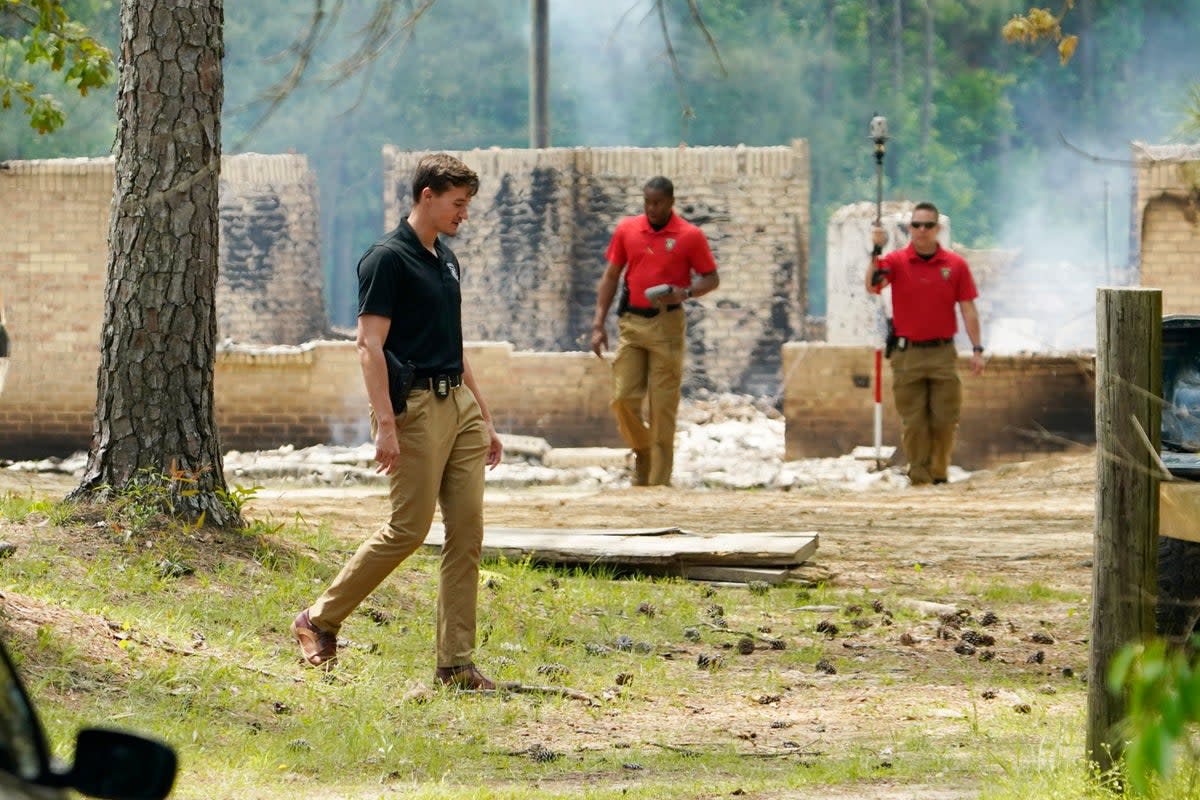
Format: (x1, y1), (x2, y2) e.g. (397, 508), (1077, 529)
(530, 0), (549, 148)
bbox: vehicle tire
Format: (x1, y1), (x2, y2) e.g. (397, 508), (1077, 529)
(1156, 535), (1200, 641)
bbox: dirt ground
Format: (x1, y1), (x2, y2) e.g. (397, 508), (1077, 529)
(245, 450), (1096, 589)
(249, 450), (1098, 796)
(0, 452), (1099, 798)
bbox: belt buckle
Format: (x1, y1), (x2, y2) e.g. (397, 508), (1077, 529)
(898, 337), (908, 351)
(435, 376), (450, 398)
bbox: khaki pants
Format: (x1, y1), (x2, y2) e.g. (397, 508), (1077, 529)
(890, 343), (962, 485)
(309, 384), (488, 668)
(611, 310), (686, 486)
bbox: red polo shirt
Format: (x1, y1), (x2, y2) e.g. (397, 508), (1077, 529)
(874, 243), (977, 341)
(606, 212), (717, 309)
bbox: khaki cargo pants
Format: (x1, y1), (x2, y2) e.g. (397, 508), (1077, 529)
(890, 342), (962, 485)
(611, 309), (686, 486)
(309, 384), (488, 668)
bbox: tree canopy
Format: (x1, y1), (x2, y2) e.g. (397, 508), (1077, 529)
(0, 0), (113, 134)
(5, 0), (1200, 319)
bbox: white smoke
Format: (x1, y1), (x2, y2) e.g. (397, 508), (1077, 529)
(547, 0), (674, 145)
(983, 6), (1200, 353)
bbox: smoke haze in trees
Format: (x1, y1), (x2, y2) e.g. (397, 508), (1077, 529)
(39, 0), (1198, 336)
(982, 4), (1200, 352)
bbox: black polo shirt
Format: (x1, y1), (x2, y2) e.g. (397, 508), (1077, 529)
(357, 219), (464, 376)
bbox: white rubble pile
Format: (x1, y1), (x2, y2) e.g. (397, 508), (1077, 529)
(4, 394), (969, 490)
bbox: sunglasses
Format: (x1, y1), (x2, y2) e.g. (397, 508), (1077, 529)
(910, 221), (937, 229)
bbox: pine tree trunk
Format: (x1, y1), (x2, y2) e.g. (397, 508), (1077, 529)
(888, 0), (903, 187)
(72, 0), (238, 528)
(891, 0), (903, 96)
(867, 0), (879, 106)
(920, 0), (933, 169)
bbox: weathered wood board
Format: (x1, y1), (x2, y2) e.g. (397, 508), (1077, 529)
(678, 564), (817, 585)
(850, 445), (897, 461)
(423, 526), (818, 570)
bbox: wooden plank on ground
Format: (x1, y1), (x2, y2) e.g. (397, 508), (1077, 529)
(679, 561), (819, 585)
(423, 526), (818, 568)
(486, 526), (680, 538)
(850, 445), (897, 461)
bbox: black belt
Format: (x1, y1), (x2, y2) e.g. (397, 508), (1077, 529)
(907, 337), (954, 348)
(622, 304), (681, 319)
(411, 373), (463, 391)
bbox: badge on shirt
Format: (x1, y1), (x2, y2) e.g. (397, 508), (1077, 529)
(665, 238), (676, 252)
(446, 260), (460, 282)
(940, 267), (950, 280)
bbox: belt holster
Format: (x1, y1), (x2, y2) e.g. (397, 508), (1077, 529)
(884, 319), (899, 359)
(384, 351), (416, 415)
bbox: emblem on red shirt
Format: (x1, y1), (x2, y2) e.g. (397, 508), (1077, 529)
(666, 238), (676, 251)
(940, 267), (950, 280)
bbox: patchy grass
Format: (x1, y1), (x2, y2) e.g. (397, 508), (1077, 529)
(0, 480), (1183, 799)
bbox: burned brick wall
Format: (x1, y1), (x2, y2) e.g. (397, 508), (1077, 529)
(1134, 142), (1200, 315)
(782, 343), (1095, 469)
(383, 143), (812, 396)
(0, 155), (330, 457)
(218, 155), (328, 344)
(471, 155), (577, 351)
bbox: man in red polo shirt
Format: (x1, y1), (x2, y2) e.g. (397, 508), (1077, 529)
(867, 201), (985, 486)
(590, 176), (720, 486)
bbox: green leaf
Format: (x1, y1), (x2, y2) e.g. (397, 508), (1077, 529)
(27, 93), (64, 134)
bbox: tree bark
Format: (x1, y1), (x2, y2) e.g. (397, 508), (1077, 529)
(888, 0), (903, 187)
(72, 0), (238, 528)
(919, 0), (933, 186)
(866, 0), (879, 106)
(891, 0), (903, 96)
(1079, 0), (1095, 117)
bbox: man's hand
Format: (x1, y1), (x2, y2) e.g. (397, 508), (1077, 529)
(374, 424), (401, 475)
(485, 422), (503, 469)
(970, 352), (986, 377)
(871, 225), (887, 249)
(668, 285), (690, 304)
(590, 324), (608, 357)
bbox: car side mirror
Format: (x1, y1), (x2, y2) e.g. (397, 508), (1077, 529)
(62, 728), (177, 800)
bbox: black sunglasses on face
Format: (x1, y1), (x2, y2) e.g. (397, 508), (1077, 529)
(910, 221), (937, 229)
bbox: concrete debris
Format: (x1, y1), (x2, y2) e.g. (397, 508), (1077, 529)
(3, 393), (970, 491)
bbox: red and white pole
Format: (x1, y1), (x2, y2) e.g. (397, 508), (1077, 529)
(874, 347), (884, 468)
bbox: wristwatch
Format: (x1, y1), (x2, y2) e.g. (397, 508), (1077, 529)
(972, 345), (984, 354)
(685, 287), (693, 299)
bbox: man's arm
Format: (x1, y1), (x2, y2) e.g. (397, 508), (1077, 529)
(865, 226), (889, 293)
(463, 354), (503, 469)
(959, 299), (985, 376)
(590, 260), (625, 357)
(357, 314), (401, 474)
(665, 270), (719, 304)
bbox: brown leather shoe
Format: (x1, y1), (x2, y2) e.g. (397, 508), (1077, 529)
(434, 663), (495, 690)
(292, 609), (337, 667)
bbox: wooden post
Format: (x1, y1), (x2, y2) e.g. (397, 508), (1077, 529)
(1088, 287), (1162, 773)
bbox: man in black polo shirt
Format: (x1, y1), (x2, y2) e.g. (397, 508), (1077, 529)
(292, 153), (503, 690)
